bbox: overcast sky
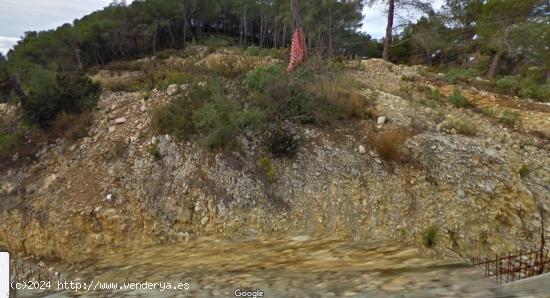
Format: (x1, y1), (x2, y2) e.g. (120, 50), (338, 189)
(0, 0), (445, 55)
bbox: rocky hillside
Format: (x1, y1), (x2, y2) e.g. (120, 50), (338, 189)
(1, 49), (549, 295)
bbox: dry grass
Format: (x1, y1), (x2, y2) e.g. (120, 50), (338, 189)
(50, 112), (93, 141)
(443, 118), (477, 136)
(370, 128), (412, 163)
(307, 77), (368, 121)
(324, 87), (367, 120)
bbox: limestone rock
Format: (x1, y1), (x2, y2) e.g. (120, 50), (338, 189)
(166, 84), (179, 96)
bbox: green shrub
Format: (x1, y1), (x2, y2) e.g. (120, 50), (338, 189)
(193, 95), (265, 149)
(0, 127), (26, 161)
(327, 58), (346, 72)
(445, 68), (478, 84)
(489, 72), (549, 102)
(499, 110), (520, 126)
(104, 60), (142, 72)
(245, 47), (287, 60)
(153, 80), (265, 150)
(481, 107), (496, 117)
(200, 35), (236, 48)
(102, 78), (144, 92)
(262, 69), (367, 125)
(267, 128), (298, 158)
(156, 70), (191, 91)
(423, 226), (438, 248)
(447, 88), (472, 108)
(245, 46), (261, 56)
(258, 156), (277, 181)
(151, 97), (197, 140)
(245, 64), (284, 93)
(519, 83), (550, 102)
(22, 68), (101, 127)
(207, 55), (257, 78)
(519, 165), (530, 179)
(495, 76), (521, 94)
(156, 49), (179, 60)
(149, 143), (162, 161)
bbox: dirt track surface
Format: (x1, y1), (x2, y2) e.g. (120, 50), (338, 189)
(16, 237), (537, 298)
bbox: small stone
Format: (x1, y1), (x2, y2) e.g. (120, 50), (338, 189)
(0, 103), (8, 113)
(217, 204), (227, 217)
(201, 216), (209, 225)
(140, 105), (147, 112)
(105, 194), (114, 202)
(483, 181), (495, 194)
(43, 174), (57, 189)
(115, 117), (127, 124)
(166, 84), (179, 96)
(108, 126), (116, 133)
(457, 189), (465, 199)
(358, 145), (367, 154)
(374, 158), (383, 164)
(291, 235), (310, 242)
(69, 144), (78, 152)
(1, 182), (16, 194)
(377, 116), (387, 125)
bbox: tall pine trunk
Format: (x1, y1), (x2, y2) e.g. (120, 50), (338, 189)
(382, 0), (395, 61)
(488, 50), (503, 79)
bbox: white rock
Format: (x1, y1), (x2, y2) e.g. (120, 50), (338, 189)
(115, 117), (127, 124)
(108, 126), (116, 133)
(0, 103), (8, 113)
(201, 216), (209, 225)
(166, 84), (179, 96)
(358, 145), (367, 154)
(291, 235), (310, 242)
(140, 105), (147, 112)
(105, 194), (113, 202)
(43, 174), (57, 189)
(1, 182), (15, 194)
(377, 116), (387, 125)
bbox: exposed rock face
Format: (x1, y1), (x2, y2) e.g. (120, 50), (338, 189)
(0, 59), (548, 269)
